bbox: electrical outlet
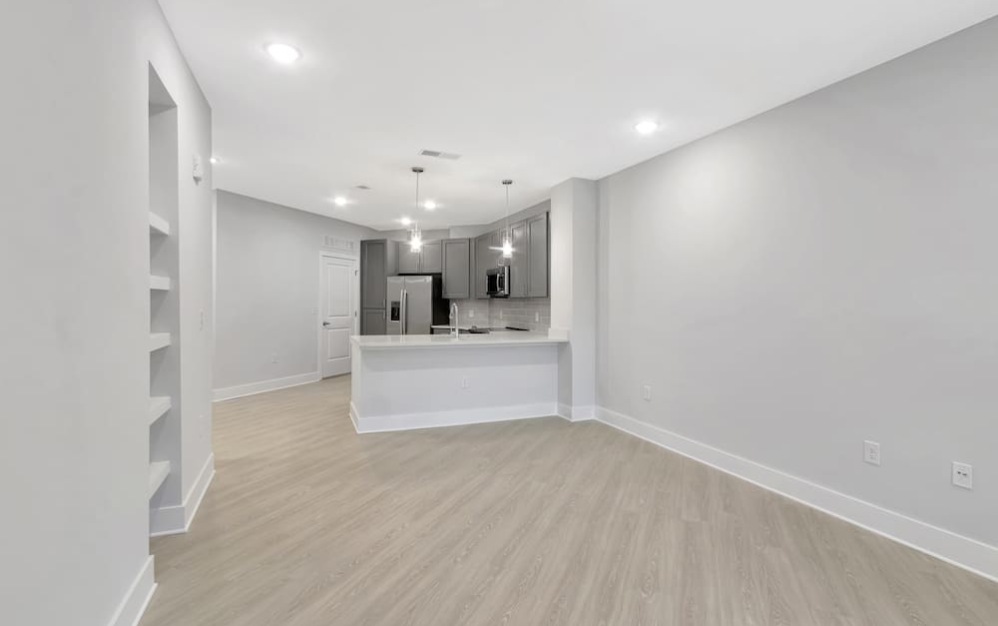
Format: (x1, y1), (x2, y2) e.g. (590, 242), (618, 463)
(499, 309), (504, 320)
(642, 385), (652, 401)
(952, 462), (973, 490)
(535, 311), (540, 322)
(461, 377), (470, 389)
(271, 352), (279, 364)
(469, 310), (475, 318)
(863, 440), (881, 466)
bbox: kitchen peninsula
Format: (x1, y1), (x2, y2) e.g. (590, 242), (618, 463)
(350, 331), (567, 433)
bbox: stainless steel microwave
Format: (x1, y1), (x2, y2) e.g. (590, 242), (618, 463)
(486, 266), (510, 298)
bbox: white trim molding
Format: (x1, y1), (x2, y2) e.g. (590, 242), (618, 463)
(150, 453), (216, 537)
(596, 406), (998, 583)
(558, 404), (595, 422)
(213, 372), (321, 402)
(352, 401), (559, 434)
(106, 556), (156, 626)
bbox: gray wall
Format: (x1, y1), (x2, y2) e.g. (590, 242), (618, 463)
(0, 0), (214, 624)
(597, 18), (998, 547)
(214, 191), (377, 391)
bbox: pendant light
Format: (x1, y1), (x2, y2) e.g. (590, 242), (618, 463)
(409, 167), (424, 253)
(499, 179), (514, 259)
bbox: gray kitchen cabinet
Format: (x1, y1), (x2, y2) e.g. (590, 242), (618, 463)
(361, 308), (386, 335)
(509, 221), (528, 298)
(420, 241), (442, 273)
(361, 240), (391, 309)
(526, 213), (549, 297)
(360, 239), (396, 334)
(442, 239), (471, 299)
(474, 231), (499, 299)
(396, 239), (442, 274)
(397, 242), (421, 273)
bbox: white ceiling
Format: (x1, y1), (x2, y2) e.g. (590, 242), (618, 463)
(160, 0), (998, 230)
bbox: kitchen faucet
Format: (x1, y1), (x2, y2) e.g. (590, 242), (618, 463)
(450, 302), (459, 338)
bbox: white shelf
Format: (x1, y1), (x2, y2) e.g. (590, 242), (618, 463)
(149, 333), (171, 352)
(149, 212), (170, 236)
(150, 275), (171, 291)
(148, 461), (171, 498)
(149, 396), (171, 426)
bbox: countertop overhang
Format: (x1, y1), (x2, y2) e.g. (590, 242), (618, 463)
(351, 332), (567, 350)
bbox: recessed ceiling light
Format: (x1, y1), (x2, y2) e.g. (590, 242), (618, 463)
(400, 217), (412, 226)
(635, 120), (659, 135)
(332, 196), (348, 207)
(424, 200), (437, 210)
(266, 43), (301, 65)
(209, 156), (219, 165)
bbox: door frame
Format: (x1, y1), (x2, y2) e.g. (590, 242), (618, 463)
(317, 251), (360, 378)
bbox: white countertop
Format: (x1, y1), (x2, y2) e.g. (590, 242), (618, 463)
(351, 331), (567, 350)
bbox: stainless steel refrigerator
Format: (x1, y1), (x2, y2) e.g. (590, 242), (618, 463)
(387, 275), (446, 335)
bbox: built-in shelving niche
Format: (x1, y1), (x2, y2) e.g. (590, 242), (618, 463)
(148, 64), (181, 531)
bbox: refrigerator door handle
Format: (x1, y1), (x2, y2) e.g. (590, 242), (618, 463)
(400, 289), (407, 335)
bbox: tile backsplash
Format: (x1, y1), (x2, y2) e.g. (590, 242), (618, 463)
(450, 299), (490, 327)
(451, 298), (551, 331)
(490, 298), (551, 330)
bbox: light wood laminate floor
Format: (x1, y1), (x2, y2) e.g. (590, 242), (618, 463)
(142, 376), (998, 625)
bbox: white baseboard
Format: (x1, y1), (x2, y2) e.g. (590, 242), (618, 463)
(212, 372), (321, 402)
(150, 453), (216, 537)
(106, 556), (156, 626)
(596, 406), (998, 583)
(352, 401), (559, 434)
(558, 403), (595, 422)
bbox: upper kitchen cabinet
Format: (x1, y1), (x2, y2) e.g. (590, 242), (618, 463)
(421, 241), (442, 273)
(442, 239), (471, 299)
(397, 243), (421, 273)
(509, 221), (528, 298)
(526, 213), (549, 297)
(474, 231), (499, 299)
(361, 239), (396, 310)
(396, 240), (442, 274)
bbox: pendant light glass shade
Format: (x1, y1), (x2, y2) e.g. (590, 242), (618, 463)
(498, 179), (514, 259)
(409, 167), (424, 253)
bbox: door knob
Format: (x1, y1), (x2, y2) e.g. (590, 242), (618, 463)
(323, 322), (331, 327)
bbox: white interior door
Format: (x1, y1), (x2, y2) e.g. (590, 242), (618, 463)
(320, 255), (356, 378)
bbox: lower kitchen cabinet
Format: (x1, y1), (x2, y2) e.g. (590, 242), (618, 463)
(361, 308), (387, 335)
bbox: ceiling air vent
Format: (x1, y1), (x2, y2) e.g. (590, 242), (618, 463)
(419, 149), (461, 160)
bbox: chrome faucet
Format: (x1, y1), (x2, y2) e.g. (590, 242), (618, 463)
(450, 302), (459, 338)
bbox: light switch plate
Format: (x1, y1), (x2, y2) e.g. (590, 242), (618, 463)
(863, 440), (881, 466)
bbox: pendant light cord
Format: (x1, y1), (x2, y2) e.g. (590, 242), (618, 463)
(505, 184), (510, 234)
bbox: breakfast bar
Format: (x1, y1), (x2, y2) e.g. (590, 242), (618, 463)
(349, 332), (568, 433)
